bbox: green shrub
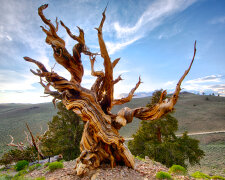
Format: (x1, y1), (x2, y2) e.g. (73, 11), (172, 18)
(48, 162), (63, 171)
(12, 176), (30, 180)
(15, 160), (29, 171)
(211, 175), (225, 180)
(44, 162), (49, 167)
(135, 156), (144, 161)
(169, 165), (186, 175)
(35, 177), (46, 180)
(156, 171), (172, 179)
(191, 171), (211, 179)
(0, 147), (37, 166)
(0, 174), (13, 180)
(13, 169), (28, 179)
(28, 164), (42, 171)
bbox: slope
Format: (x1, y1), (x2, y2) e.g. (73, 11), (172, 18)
(0, 92), (225, 156)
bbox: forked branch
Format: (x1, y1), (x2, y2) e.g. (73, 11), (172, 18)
(112, 77), (142, 106)
(26, 123), (44, 159)
(7, 135), (25, 151)
(117, 41), (197, 123)
(60, 21), (85, 45)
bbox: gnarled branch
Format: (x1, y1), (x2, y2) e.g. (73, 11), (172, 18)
(113, 75), (123, 85)
(116, 42), (197, 125)
(90, 55), (104, 77)
(95, 6), (114, 113)
(25, 4), (197, 176)
(60, 21), (85, 45)
(112, 77), (142, 106)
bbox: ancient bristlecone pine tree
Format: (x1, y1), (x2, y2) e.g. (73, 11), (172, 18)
(25, 4), (196, 175)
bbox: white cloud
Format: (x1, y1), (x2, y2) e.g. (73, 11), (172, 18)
(210, 16), (225, 24)
(158, 24), (182, 39)
(113, 0), (196, 38)
(164, 80), (176, 86)
(0, 91), (52, 104)
(182, 75), (225, 96)
(185, 75), (223, 84)
(0, 70), (40, 91)
(106, 36), (141, 55)
(0, 0), (51, 68)
(0, 0), (200, 103)
(104, 0), (196, 55)
(0, 26), (13, 41)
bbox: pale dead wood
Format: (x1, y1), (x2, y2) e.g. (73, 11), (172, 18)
(24, 131), (33, 146)
(26, 123), (45, 159)
(7, 135), (25, 151)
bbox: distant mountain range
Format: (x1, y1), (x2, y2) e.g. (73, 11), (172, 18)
(119, 90), (220, 99)
(118, 91), (153, 98)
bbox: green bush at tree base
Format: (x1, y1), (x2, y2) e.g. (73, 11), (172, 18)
(14, 169), (28, 178)
(28, 164), (41, 172)
(211, 175), (225, 180)
(191, 171), (211, 179)
(0, 174), (13, 180)
(48, 162), (63, 171)
(169, 165), (186, 175)
(34, 177), (46, 180)
(155, 171), (172, 179)
(15, 160), (29, 171)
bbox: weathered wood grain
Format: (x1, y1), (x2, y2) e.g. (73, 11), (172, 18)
(24, 4), (196, 175)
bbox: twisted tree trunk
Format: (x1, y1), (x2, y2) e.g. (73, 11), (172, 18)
(25, 4), (196, 175)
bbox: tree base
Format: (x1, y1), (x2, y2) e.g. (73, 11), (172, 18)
(74, 121), (134, 176)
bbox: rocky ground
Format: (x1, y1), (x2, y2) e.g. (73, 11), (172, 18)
(24, 158), (194, 180)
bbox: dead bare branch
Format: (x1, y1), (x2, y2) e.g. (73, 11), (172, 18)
(112, 77), (142, 106)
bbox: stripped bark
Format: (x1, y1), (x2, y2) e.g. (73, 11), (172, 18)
(7, 126), (45, 160)
(24, 4), (196, 176)
(7, 135), (25, 151)
(26, 123), (45, 159)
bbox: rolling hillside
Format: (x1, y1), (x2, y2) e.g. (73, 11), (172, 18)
(0, 103), (57, 155)
(0, 92), (225, 156)
(115, 92), (225, 138)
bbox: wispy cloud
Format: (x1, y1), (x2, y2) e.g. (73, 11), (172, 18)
(104, 0), (196, 54)
(183, 75), (225, 96)
(106, 36), (141, 55)
(113, 0), (196, 38)
(209, 84), (225, 95)
(210, 15), (225, 24)
(0, 0), (53, 69)
(0, 90), (53, 104)
(185, 75), (224, 84)
(0, 70), (39, 91)
(164, 80), (176, 86)
(158, 24), (182, 39)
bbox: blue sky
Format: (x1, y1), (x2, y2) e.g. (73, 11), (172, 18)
(0, 0), (225, 103)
